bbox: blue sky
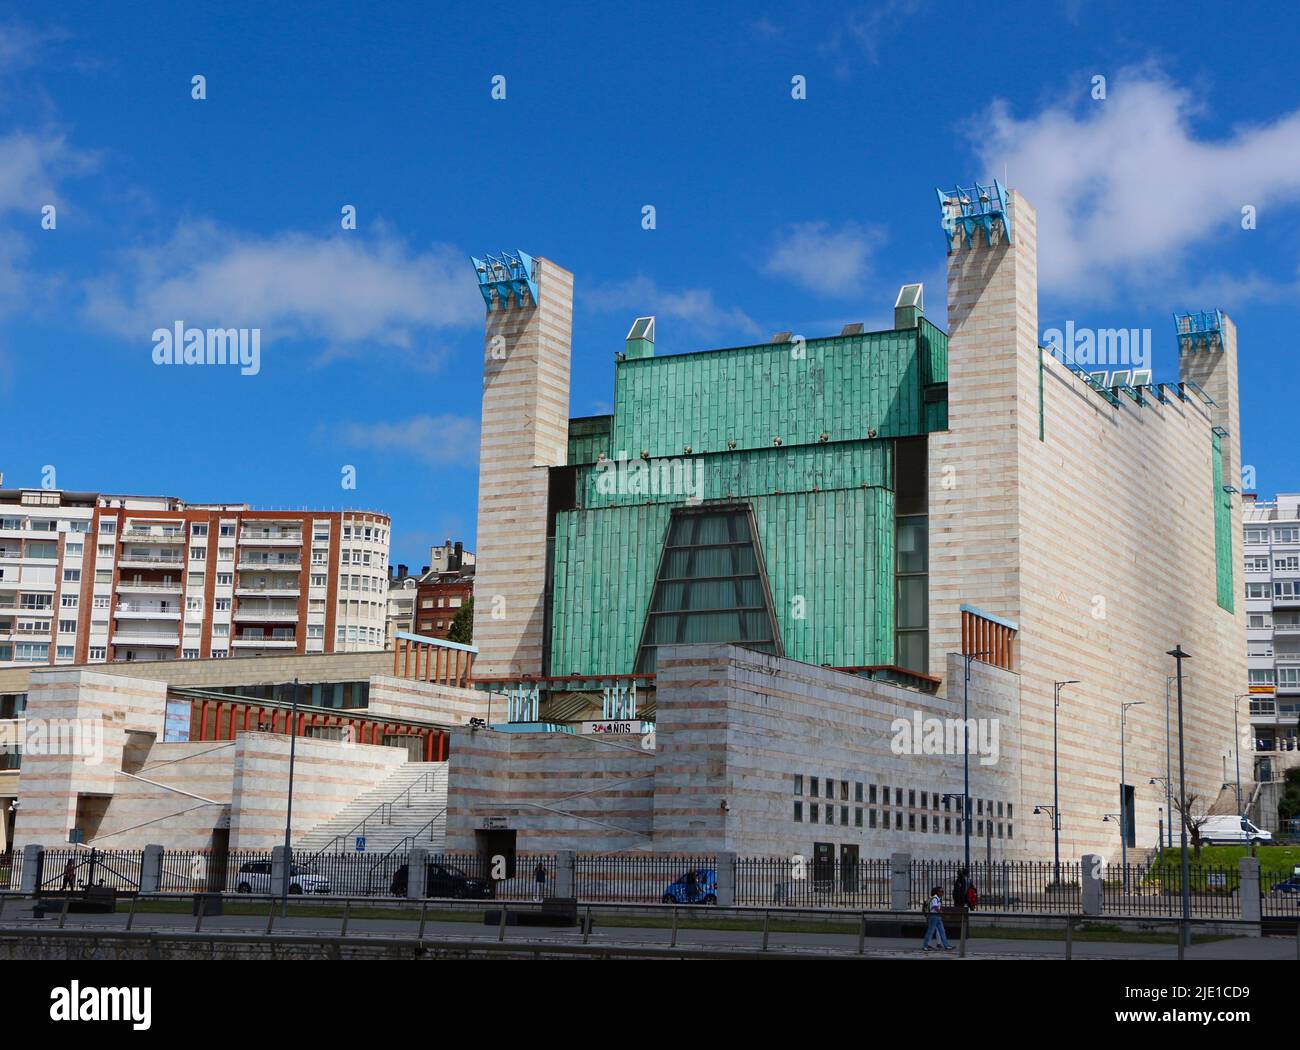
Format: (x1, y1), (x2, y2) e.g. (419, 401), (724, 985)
(2, 1), (1299, 568)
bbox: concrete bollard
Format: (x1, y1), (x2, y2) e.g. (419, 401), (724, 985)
(19, 844), (43, 896)
(407, 847), (428, 900)
(140, 844), (163, 894)
(715, 851), (736, 906)
(890, 852), (911, 912)
(554, 850), (576, 899)
(1081, 853), (1102, 917)
(1238, 856), (1260, 924)
(271, 845), (290, 899)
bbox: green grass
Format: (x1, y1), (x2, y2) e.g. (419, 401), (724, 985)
(1144, 844), (1300, 892)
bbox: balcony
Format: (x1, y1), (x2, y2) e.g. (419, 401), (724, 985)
(121, 528), (185, 543)
(237, 556), (301, 571)
(111, 630), (180, 647)
(116, 579), (183, 594)
(239, 530), (303, 546)
(233, 607), (300, 622)
(118, 552), (186, 570)
(235, 581), (300, 598)
(115, 603), (183, 620)
(231, 634), (297, 649)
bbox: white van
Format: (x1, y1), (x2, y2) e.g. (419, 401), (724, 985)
(1200, 815), (1272, 845)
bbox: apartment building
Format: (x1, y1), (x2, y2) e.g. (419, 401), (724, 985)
(386, 540), (475, 644)
(0, 489), (391, 668)
(1243, 492), (1300, 777)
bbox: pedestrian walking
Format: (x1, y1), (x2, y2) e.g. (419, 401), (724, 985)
(921, 886), (954, 951)
(953, 867), (970, 910)
(61, 857), (76, 891)
(533, 860), (547, 902)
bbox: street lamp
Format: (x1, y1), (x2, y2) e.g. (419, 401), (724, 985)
(1167, 645), (1192, 947)
(1164, 675), (1177, 850)
(1120, 701), (1145, 892)
(280, 677), (302, 914)
(961, 650), (992, 873)
(1052, 680), (1079, 887)
(1232, 693), (1251, 817)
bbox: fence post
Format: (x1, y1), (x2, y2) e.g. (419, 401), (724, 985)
(1065, 915), (1073, 960)
(889, 852), (910, 912)
(271, 845), (289, 902)
(555, 850), (576, 899)
(1081, 853), (1102, 917)
(407, 847), (428, 900)
(715, 851), (736, 906)
(19, 844), (43, 896)
(1237, 856), (1260, 926)
(140, 844), (163, 894)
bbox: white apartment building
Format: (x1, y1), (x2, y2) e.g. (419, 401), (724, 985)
(0, 488), (391, 668)
(1243, 492), (1300, 777)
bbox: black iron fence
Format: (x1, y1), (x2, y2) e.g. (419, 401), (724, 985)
(576, 853), (714, 903)
(1, 846), (1290, 921)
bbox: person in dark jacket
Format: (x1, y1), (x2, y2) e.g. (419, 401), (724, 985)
(61, 858), (76, 891)
(533, 861), (547, 902)
(953, 867), (970, 910)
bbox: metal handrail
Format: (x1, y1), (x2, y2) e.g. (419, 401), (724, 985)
(308, 770), (440, 860)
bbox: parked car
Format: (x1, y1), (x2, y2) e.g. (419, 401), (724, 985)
(662, 868), (717, 905)
(389, 861), (491, 899)
(1200, 816), (1272, 845)
(1270, 866), (1300, 895)
(234, 860), (330, 895)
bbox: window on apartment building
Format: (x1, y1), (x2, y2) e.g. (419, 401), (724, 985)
(94, 570), (111, 584)
(311, 551), (327, 565)
(824, 779), (834, 799)
(809, 804), (818, 824)
(342, 526), (352, 540)
(1246, 556), (1269, 571)
(1275, 581), (1300, 600)
(1250, 613), (1271, 628)
(895, 811), (903, 830)
(793, 775), (804, 795)
(311, 574), (326, 588)
(60, 595), (78, 608)
(810, 777), (819, 797)
(190, 547), (205, 561)
(56, 646), (74, 661)
(218, 547), (234, 561)
(1249, 642), (1274, 657)
(219, 524), (236, 537)
(909, 789), (916, 807)
(191, 524), (208, 537)
(99, 521), (116, 534)
(189, 572), (205, 588)
(63, 569), (80, 582)
(58, 620), (76, 633)
(1247, 583), (1270, 599)
(15, 642), (49, 661)
(96, 544), (112, 558)
(0, 517), (21, 529)
(793, 802), (803, 822)
(212, 624), (228, 636)
(1276, 528), (1300, 543)
(307, 624), (323, 639)
(66, 542), (83, 557)
(854, 782), (863, 802)
(1277, 556), (1300, 572)
(1245, 528), (1267, 544)
(215, 598), (231, 611)
(313, 525), (330, 540)
(93, 596), (109, 609)
(182, 649), (200, 660)
(216, 574), (232, 586)
(89, 647), (106, 660)
(839, 781), (849, 802)
(211, 649), (227, 659)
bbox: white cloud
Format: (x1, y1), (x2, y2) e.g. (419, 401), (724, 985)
(83, 222), (481, 351)
(332, 414), (479, 463)
(763, 221), (883, 296)
(976, 69), (1300, 299)
(0, 129), (96, 215)
(582, 276), (761, 341)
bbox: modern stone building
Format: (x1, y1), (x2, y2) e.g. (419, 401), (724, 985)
(458, 189), (1247, 862)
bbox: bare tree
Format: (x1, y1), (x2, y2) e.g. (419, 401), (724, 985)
(1174, 794), (1211, 859)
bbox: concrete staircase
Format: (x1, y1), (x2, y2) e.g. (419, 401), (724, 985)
(1208, 783), (1250, 816)
(296, 762), (448, 857)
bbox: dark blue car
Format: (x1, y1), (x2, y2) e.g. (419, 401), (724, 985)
(662, 868), (717, 904)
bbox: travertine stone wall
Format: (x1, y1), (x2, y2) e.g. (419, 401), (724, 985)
(472, 258), (574, 678)
(365, 674), (498, 725)
(928, 191), (1246, 860)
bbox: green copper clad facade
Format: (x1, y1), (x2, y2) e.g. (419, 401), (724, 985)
(548, 321), (946, 676)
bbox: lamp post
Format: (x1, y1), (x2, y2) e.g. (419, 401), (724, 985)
(1120, 701), (1145, 893)
(961, 650), (992, 874)
(1167, 645), (1192, 946)
(1164, 675), (1176, 850)
(280, 677), (302, 914)
(1232, 693), (1251, 817)
(1052, 680), (1079, 887)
